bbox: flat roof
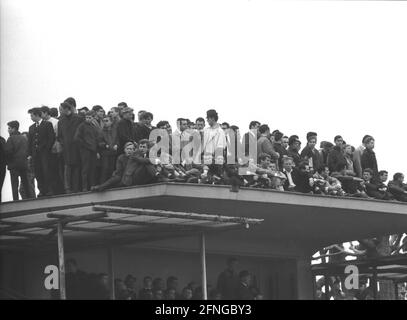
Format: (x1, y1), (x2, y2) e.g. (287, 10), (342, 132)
(0, 203), (263, 250)
(1, 183), (406, 252)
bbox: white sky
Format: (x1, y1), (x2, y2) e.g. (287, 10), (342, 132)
(1, 0), (407, 202)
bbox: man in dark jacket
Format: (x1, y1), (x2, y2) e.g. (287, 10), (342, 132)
(217, 257), (239, 300)
(287, 135), (301, 167)
(74, 111), (101, 191)
(292, 161), (313, 193)
(117, 107), (136, 154)
(58, 101), (84, 193)
(273, 131), (288, 169)
(5, 121), (31, 200)
(0, 135), (7, 203)
(134, 111), (155, 143)
(99, 116), (118, 183)
(300, 132), (322, 173)
(361, 136), (378, 177)
(362, 168), (392, 200)
(123, 139), (157, 186)
(91, 142), (136, 191)
(27, 107), (55, 197)
(388, 172), (407, 202)
(236, 270), (254, 300)
(327, 135), (347, 173)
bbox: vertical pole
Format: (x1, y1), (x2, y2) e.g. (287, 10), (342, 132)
(372, 267), (378, 300)
(200, 233), (208, 300)
(57, 222), (66, 300)
(394, 281), (399, 301)
(324, 274), (330, 300)
(107, 246), (115, 300)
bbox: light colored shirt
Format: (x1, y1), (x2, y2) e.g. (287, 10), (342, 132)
(283, 169), (296, 188)
(203, 123), (226, 156)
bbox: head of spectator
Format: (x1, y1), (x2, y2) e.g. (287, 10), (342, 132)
(166, 276), (178, 291)
(306, 131), (317, 143)
(110, 107), (121, 120)
(102, 116), (113, 129)
(137, 110), (147, 122)
(40, 106), (51, 120)
(378, 170), (388, 183)
(393, 172), (404, 184)
(77, 107), (89, 117)
(334, 135), (344, 148)
(85, 110), (96, 123)
(124, 142), (136, 156)
(230, 125), (239, 134)
(141, 111), (153, 128)
(153, 277), (165, 291)
(249, 121), (261, 130)
(98, 273), (109, 290)
(259, 153), (271, 169)
(153, 289), (163, 300)
(206, 109), (218, 127)
(157, 120), (172, 135)
(320, 141), (334, 152)
(269, 161), (277, 173)
(64, 97), (76, 109)
(60, 102), (74, 116)
(92, 105), (105, 120)
(226, 257), (238, 273)
(288, 135), (301, 152)
(274, 131), (284, 144)
(121, 107), (134, 121)
(165, 288), (176, 300)
(365, 136), (375, 150)
(66, 258), (78, 274)
(282, 156), (294, 172)
(49, 107), (59, 118)
(318, 165), (331, 179)
(181, 287), (193, 300)
(28, 107), (43, 123)
(298, 161), (311, 174)
(138, 139), (149, 155)
(362, 134), (373, 146)
(239, 270), (251, 286)
(221, 122), (230, 131)
(362, 168), (374, 183)
(282, 136), (289, 149)
(188, 121), (196, 130)
(344, 144), (353, 157)
(176, 118), (188, 132)
(195, 117), (205, 131)
(118, 102), (128, 109)
(143, 276), (153, 289)
(187, 281), (197, 292)
(307, 136), (317, 150)
(7, 121), (19, 136)
(124, 275), (137, 291)
(258, 124), (270, 137)
(209, 289), (222, 300)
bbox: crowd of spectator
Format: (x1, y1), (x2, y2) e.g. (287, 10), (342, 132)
(1, 97), (407, 203)
(58, 257), (262, 300)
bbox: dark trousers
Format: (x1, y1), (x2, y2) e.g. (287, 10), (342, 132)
(0, 165), (6, 203)
(64, 164), (81, 193)
(10, 168), (31, 201)
(33, 151), (51, 196)
(79, 148), (97, 191)
(49, 153), (64, 194)
(100, 154), (116, 184)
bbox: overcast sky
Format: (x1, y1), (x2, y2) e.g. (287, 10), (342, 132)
(1, 0), (407, 202)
